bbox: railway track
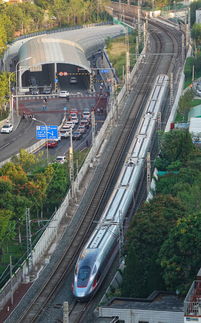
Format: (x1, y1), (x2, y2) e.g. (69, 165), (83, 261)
(68, 18), (183, 323)
(7, 15), (183, 323)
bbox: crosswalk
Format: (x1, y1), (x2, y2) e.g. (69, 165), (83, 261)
(18, 92), (97, 101)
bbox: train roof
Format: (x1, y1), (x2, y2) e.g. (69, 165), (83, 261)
(80, 74), (169, 254)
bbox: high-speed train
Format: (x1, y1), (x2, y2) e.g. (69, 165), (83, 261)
(72, 74), (169, 300)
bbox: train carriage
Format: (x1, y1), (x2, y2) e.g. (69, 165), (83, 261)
(72, 74), (169, 300)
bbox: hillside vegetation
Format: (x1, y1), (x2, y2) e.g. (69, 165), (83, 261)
(121, 130), (201, 297)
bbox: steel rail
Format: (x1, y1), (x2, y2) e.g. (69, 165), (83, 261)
(68, 19), (183, 323)
(9, 16), (182, 323)
(15, 36), (163, 323)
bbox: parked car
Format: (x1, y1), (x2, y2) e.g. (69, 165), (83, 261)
(70, 112), (78, 118)
(56, 156), (66, 164)
(80, 118), (90, 129)
(59, 90), (70, 98)
(30, 87), (39, 95)
(55, 134), (61, 142)
(70, 110), (78, 115)
(82, 110), (91, 120)
(1, 123), (13, 134)
(60, 129), (70, 138)
(42, 86), (51, 94)
(69, 76), (78, 84)
(71, 116), (79, 124)
(62, 121), (75, 129)
(45, 140), (58, 148)
(72, 131), (82, 140)
(78, 125), (87, 134)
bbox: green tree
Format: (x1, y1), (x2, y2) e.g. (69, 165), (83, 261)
(190, 0), (201, 26)
(156, 130), (194, 171)
(184, 57), (194, 83)
(192, 23), (201, 46)
(43, 163), (68, 215)
(50, 0), (69, 27)
(4, 4), (24, 34)
(159, 214), (201, 295)
(0, 72), (9, 116)
(0, 210), (16, 256)
(121, 195), (185, 297)
(0, 16), (7, 52)
(178, 89), (194, 121)
(13, 149), (41, 173)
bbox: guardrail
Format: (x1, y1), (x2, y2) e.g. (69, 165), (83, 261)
(11, 22), (111, 44)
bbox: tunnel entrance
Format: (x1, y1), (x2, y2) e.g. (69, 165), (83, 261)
(57, 64), (89, 91)
(22, 63), (90, 92)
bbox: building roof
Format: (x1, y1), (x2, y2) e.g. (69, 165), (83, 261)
(106, 292), (183, 312)
(97, 292), (184, 323)
(18, 24), (126, 73)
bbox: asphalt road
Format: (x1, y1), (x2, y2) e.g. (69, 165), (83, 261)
(0, 94), (106, 163)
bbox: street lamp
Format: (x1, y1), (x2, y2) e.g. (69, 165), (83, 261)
(8, 73), (15, 125)
(16, 56), (32, 115)
(32, 117), (49, 162)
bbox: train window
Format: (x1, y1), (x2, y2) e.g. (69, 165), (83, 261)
(78, 266), (91, 281)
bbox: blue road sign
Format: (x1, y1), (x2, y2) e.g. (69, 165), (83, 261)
(100, 69), (109, 73)
(64, 107), (67, 111)
(36, 125), (58, 140)
(54, 78), (58, 83)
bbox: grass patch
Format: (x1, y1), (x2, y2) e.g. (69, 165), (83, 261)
(189, 99), (201, 108)
(0, 242), (26, 281)
(175, 97), (201, 123)
(106, 31), (137, 82)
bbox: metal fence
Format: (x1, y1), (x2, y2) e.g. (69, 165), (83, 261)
(11, 22), (111, 45)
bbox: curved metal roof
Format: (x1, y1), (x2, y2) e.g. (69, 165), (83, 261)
(18, 24), (126, 73)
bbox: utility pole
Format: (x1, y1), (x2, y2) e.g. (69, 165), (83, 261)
(188, 6), (191, 48)
(137, 0), (142, 44)
(146, 152), (151, 194)
(170, 72), (174, 109)
(89, 72), (94, 93)
(26, 208), (33, 270)
(118, 210), (124, 265)
(69, 128), (74, 197)
(91, 110), (96, 146)
(119, 0), (122, 20)
(10, 256), (13, 305)
(192, 65), (195, 82)
(144, 18), (148, 50)
(135, 36), (139, 61)
(125, 29), (130, 92)
(182, 34), (185, 63)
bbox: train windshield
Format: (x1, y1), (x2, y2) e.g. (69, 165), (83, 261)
(78, 266), (91, 281)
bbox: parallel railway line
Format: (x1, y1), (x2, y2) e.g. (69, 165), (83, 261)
(7, 14), (183, 323)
